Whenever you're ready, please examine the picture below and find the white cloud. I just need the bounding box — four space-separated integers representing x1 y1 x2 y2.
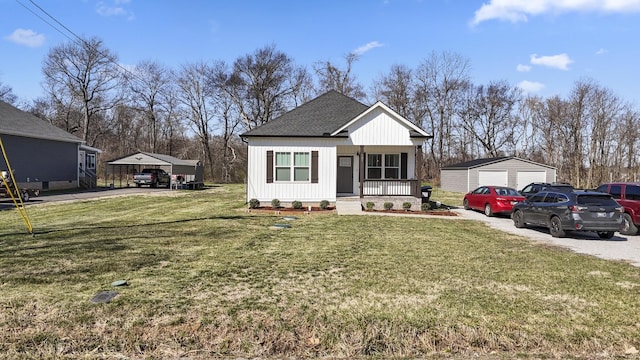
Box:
96 0 135 20
516 64 531 72
4 28 45 47
530 53 573 70
353 41 384 56
471 0 640 26
596 48 608 55
518 80 545 93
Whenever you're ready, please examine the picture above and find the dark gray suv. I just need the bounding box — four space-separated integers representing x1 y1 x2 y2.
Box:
511 190 623 238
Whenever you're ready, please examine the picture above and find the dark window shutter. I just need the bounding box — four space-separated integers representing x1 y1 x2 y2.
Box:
400 153 408 179
311 151 318 183
266 150 273 183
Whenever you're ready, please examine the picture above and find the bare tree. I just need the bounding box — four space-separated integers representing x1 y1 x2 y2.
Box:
372 64 416 120
460 80 522 157
584 83 623 187
616 108 640 181
414 51 472 178
0 80 17 105
175 62 216 179
314 52 366 101
207 61 243 183
227 45 307 130
126 60 174 153
41 36 123 146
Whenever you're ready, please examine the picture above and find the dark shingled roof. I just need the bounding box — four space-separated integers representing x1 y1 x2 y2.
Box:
441 157 511 170
241 90 369 137
0 100 83 143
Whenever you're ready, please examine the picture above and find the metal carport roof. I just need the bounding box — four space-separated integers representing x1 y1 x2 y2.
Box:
106 152 203 187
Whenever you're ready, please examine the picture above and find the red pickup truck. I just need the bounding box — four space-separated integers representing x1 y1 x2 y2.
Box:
133 168 171 188
596 183 640 235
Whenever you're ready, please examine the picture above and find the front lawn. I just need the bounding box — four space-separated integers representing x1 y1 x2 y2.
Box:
0 184 639 359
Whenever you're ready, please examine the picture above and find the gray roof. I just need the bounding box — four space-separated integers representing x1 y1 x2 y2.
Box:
0 100 83 144
107 152 199 166
240 90 369 137
442 156 556 170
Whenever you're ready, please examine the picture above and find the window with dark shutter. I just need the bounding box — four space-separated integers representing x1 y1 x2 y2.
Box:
266 150 273 183
311 151 318 183
401 152 407 179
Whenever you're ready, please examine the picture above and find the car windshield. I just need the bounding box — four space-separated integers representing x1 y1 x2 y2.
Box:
576 194 618 207
495 188 520 196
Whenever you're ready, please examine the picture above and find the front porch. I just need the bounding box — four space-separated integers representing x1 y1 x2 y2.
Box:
336 193 423 212
362 179 422 197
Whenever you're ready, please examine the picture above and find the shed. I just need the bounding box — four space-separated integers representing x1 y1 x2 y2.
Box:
106 152 203 188
440 157 557 193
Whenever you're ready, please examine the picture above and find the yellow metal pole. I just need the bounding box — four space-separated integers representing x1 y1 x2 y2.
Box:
0 136 33 234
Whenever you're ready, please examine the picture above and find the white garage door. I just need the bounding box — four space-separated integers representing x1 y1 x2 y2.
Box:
517 171 546 191
478 170 508 187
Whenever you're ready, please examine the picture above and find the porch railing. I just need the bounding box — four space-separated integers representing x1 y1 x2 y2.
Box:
362 179 421 197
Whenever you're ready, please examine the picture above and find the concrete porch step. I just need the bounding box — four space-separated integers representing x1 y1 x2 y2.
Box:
335 199 363 215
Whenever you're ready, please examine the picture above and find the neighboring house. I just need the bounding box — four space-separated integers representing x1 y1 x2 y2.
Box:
0 100 100 190
440 157 557 193
240 90 432 206
106 152 204 188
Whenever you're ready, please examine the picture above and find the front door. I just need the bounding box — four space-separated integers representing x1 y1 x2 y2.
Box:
337 156 353 193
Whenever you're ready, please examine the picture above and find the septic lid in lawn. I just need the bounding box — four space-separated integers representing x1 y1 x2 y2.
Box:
91 291 118 303
270 223 292 230
282 216 298 221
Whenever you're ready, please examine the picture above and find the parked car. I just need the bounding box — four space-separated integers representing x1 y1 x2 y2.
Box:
519 182 574 199
463 186 525 217
511 189 623 239
133 168 171 188
595 182 640 235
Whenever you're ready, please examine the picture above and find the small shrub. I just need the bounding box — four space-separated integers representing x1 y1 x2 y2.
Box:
402 202 412 210
248 198 260 209
319 200 330 210
271 199 281 208
421 202 430 212
366 202 375 211
383 202 394 210
292 200 303 209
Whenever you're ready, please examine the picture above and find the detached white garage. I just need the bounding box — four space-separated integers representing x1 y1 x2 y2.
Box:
440 157 556 193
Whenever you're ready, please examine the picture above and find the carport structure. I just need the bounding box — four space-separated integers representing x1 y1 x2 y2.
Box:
106 152 204 188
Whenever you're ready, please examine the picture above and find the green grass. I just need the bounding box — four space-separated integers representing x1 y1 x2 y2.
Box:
1 184 639 359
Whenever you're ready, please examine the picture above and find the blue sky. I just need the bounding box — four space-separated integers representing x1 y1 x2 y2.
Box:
2 0 640 106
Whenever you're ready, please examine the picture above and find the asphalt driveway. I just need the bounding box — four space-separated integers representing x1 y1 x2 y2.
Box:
454 208 640 267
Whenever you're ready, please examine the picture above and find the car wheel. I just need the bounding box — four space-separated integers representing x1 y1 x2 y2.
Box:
549 216 565 238
513 210 525 228
620 213 638 236
484 203 493 217
463 199 470 210
21 191 29 202
597 231 615 239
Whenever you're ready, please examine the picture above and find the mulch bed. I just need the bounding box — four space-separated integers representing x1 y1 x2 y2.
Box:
247 206 456 216
247 206 335 215
366 209 458 216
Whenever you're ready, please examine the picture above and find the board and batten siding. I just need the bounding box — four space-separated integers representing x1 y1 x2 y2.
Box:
347 108 421 146
246 138 339 203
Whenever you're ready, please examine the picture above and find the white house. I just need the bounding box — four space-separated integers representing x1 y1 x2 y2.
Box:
240 91 432 206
